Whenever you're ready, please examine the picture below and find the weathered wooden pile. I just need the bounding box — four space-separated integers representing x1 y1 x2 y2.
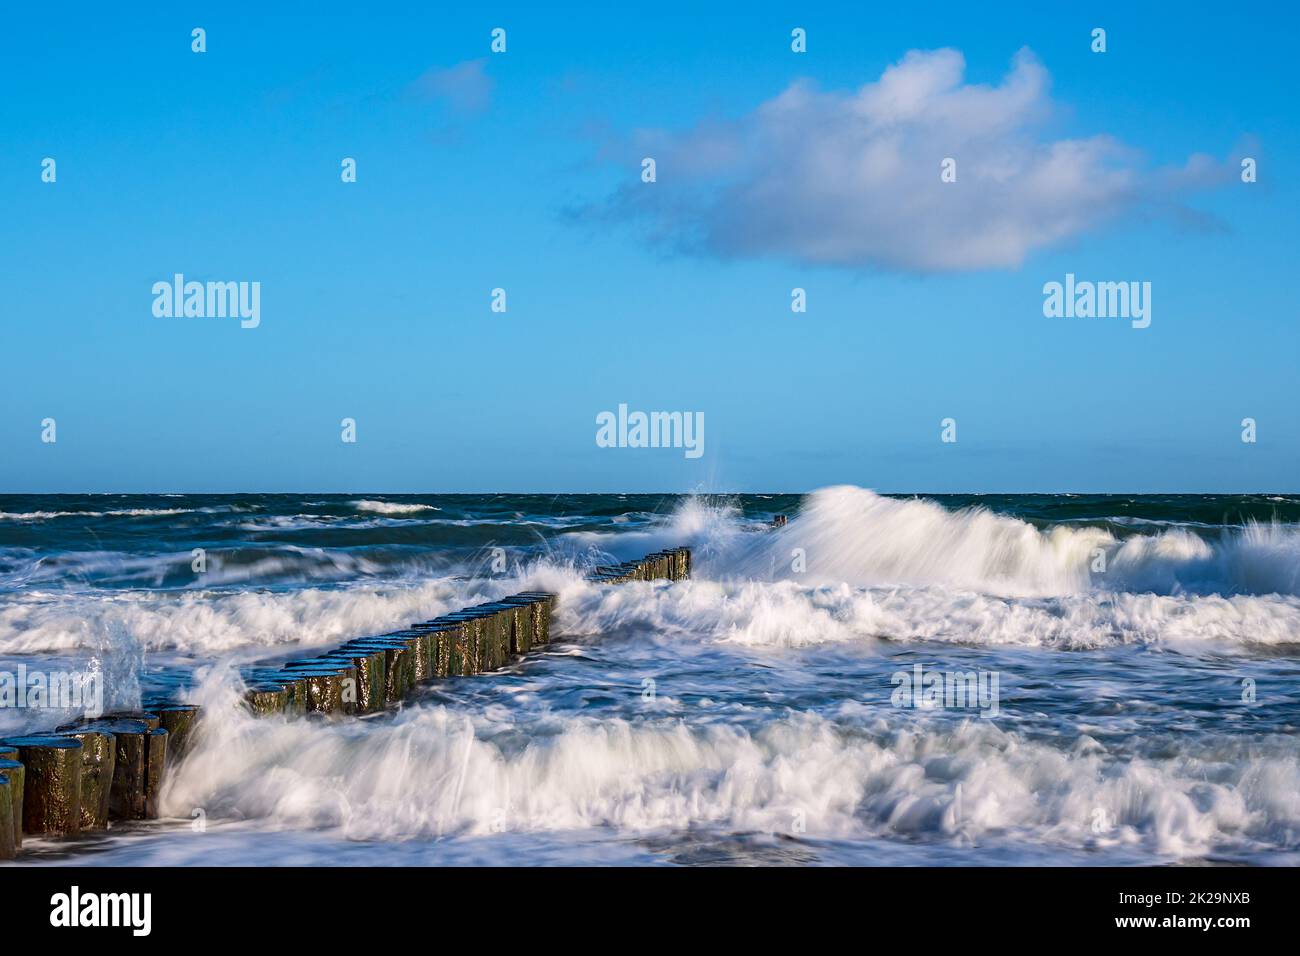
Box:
0 704 199 858
0 547 691 859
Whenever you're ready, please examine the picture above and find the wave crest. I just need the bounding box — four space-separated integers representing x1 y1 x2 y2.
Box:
712 486 1300 599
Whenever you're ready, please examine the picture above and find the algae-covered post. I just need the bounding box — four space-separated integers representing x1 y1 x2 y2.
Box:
470 606 511 671
341 638 415 704
0 774 14 860
59 728 116 830
387 629 434 681
156 705 201 759
144 727 169 818
91 717 154 821
497 598 533 654
318 648 387 714
410 622 458 678
514 592 556 645
1 736 83 836
0 758 23 850
244 683 291 716
282 663 355 715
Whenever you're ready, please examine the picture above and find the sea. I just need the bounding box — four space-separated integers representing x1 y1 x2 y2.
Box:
1 486 1297 866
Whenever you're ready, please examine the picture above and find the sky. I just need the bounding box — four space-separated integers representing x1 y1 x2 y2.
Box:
1 2 1296 493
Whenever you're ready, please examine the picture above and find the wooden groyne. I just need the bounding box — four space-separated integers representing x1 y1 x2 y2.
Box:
242 546 690 717
0 547 690 859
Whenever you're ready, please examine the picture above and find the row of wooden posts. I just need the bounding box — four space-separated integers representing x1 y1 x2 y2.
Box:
0 705 199 859
0 546 691 860
243 546 690 716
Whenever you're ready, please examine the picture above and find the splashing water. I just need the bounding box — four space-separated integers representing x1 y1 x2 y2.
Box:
3 488 1298 865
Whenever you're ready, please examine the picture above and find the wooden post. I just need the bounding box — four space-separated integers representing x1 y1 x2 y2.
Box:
104 711 161 731
343 639 415 704
441 612 484 672
283 660 345 714
493 604 516 664
156 705 200 760
386 629 433 682
87 718 152 821
242 670 309 716
0 736 82 836
377 638 418 701
0 758 23 851
318 648 386 713
411 623 459 678
500 594 553 653
0 774 14 860
428 619 473 677
279 676 308 715
527 595 549 648
455 617 481 675
281 663 355 715
508 601 533 655
437 615 481 675
244 682 292 716
466 606 509 670
468 610 499 671
144 727 169 818
59 729 116 830
496 598 534 654
515 592 555 645
423 613 481 675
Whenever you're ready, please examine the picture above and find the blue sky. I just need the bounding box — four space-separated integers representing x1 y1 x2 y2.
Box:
2 2 1296 493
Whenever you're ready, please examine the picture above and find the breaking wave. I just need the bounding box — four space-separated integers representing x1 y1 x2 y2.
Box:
159 674 1300 863
353 500 441 515
712 485 1300 599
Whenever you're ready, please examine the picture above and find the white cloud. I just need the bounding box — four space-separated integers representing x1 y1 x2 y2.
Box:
584 48 1233 273
409 58 493 113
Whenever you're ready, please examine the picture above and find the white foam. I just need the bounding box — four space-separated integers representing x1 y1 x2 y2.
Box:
712 486 1300 599
0 511 85 521
555 575 1300 650
548 488 1300 649
161 674 1300 861
0 578 473 656
353 500 441 515
0 508 196 521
